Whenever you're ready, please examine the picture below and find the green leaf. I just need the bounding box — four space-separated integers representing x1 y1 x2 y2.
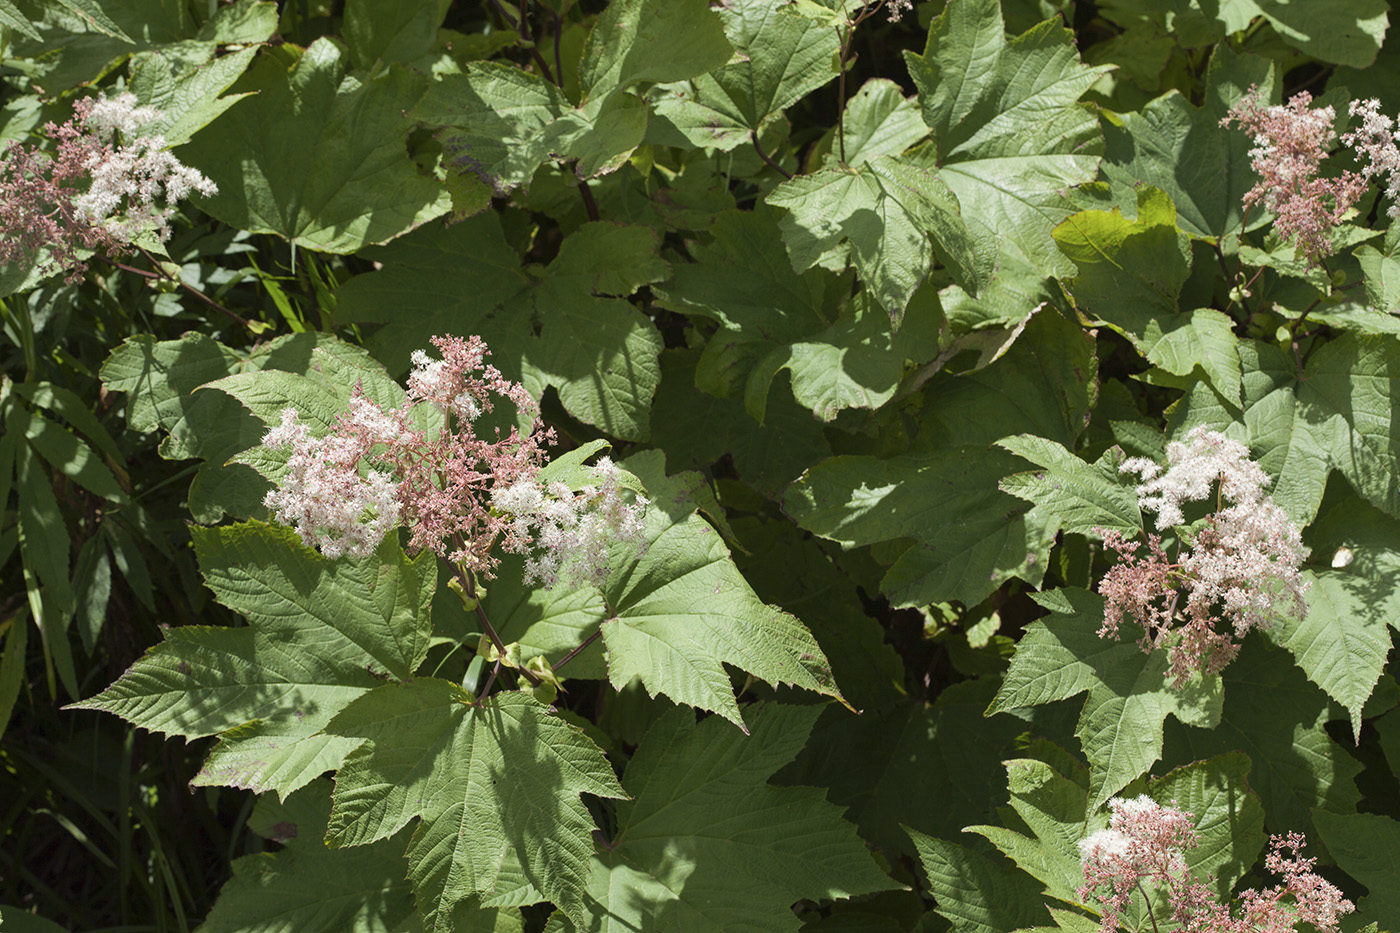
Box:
0 607 27 739
1149 753 1265 898
552 704 895 932
766 156 994 323
1313 811 1400 930
1163 639 1361 841
904 0 1110 279
785 681 1024 858
0 0 42 40
996 436 1143 537
651 349 832 499
322 684 625 928
965 758 1098 905
527 223 667 440
483 552 608 680
907 829 1052 933
990 588 1223 807
1053 185 1193 348
332 213 531 374
343 0 451 69
913 306 1098 452
599 499 842 725
1139 309 1243 407
649 0 839 150
577 0 731 95
182 39 450 253
1097 45 1274 239
784 446 1056 609
200 780 429 933
23 413 125 502
421 0 728 195
655 208 942 421
129 47 262 147
1267 570 1394 740
70 522 434 799
824 78 930 168
1229 0 1388 67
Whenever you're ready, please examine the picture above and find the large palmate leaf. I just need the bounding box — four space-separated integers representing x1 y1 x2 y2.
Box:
1217 0 1389 68
332 213 532 374
766 155 994 323
201 780 522 933
653 208 941 421
1173 337 1400 525
786 445 1057 609
785 680 1024 857
415 0 730 197
990 589 1224 808
904 0 1111 279
599 488 842 726
525 222 667 440
323 684 625 929
1313 811 1400 930
996 436 1143 537
1097 46 1274 239
182 38 450 253
1271 494 1400 736
1053 186 1194 350
1163 639 1361 841
649 0 840 150
968 753 1263 921
907 831 1051 933
70 522 434 800
128 46 262 147
548 704 894 932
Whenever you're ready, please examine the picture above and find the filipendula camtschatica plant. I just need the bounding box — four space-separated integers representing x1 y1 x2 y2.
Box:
260 334 648 696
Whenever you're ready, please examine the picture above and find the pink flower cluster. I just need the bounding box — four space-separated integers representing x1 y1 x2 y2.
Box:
263 336 648 585
1099 429 1309 685
0 93 216 281
1080 797 1352 933
1222 88 1366 263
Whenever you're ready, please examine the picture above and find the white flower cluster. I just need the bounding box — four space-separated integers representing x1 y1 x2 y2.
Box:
72 92 217 243
1122 429 1272 530
1345 98 1400 219
492 457 649 588
1121 427 1309 636
261 409 401 559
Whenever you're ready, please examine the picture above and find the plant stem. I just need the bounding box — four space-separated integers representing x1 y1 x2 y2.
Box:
751 131 793 180
463 573 541 686
836 20 850 163
1136 881 1162 933
553 628 602 671
123 248 252 328
479 658 503 700
577 178 600 222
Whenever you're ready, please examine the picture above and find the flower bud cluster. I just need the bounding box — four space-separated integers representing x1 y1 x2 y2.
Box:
1080 797 1352 933
1099 428 1309 685
262 336 647 586
0 93 216 281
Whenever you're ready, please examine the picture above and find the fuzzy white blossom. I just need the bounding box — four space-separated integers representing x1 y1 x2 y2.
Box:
262 409 402 559
492 456 649 588
1122 429 1272 530
1344 98 1400 219
69 93 218 243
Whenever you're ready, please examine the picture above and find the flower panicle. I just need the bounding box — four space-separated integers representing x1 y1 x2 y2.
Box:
1097 428 1309 685
1079 797 1352 933
261 337 648 588
0 92 216 281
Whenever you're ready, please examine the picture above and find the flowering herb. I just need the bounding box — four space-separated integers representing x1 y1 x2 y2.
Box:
262 334 648 584
1098 429 1310 685
1080 796 1352 933
0 93 216 281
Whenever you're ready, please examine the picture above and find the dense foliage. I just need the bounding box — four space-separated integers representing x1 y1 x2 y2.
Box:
4 0 1400 931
